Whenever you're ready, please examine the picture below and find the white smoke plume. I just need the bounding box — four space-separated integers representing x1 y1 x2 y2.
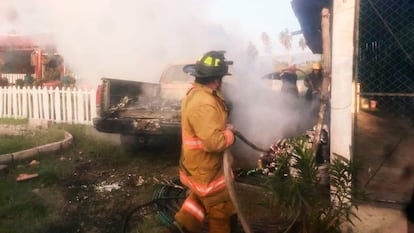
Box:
0 0 313 163
1 0 250 84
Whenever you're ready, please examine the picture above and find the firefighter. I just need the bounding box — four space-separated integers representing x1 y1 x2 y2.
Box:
304 62 323 101
280 64 299 98
169 51 236 233
303 63 324 122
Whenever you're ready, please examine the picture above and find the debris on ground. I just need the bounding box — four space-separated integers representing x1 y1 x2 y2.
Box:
136 176 144 186
94 181 121 192
16 173 39 181
29 159 40 166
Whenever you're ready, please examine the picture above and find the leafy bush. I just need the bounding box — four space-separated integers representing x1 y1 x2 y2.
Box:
0 77 9 87
262 137 366 233
15 79 24 87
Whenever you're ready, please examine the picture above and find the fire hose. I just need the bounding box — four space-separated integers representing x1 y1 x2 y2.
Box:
224 149 251 233
122 131 268 233
223 130 270 233
233 130 268 153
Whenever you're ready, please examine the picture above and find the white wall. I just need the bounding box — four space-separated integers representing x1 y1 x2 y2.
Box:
331 0 356 161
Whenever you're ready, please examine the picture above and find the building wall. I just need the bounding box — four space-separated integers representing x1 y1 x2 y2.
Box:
330 0 356 161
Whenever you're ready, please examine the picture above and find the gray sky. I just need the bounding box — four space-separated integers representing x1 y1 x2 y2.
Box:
0 0 315 155
0 0 304 86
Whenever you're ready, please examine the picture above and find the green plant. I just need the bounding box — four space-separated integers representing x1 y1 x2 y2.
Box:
0 77 9 87
0 127 65 154
263 137 365 233
56 124 128 161
0 155 68 233
0 124 126 233
15 79 24 87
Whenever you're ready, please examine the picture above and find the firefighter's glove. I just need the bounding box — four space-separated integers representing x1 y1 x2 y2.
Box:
226 124 236 132
224 124 236 147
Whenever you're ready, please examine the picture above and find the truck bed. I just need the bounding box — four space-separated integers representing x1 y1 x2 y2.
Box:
93 77 184 136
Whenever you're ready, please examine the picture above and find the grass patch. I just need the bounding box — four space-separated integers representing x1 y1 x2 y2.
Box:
0 118 28 125
0 127 65 154
0 124 96 233
0 123 178 233
0 154 71 233
56 123 128 161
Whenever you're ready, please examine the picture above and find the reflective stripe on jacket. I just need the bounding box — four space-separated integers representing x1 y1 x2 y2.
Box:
180 170 226 197
181 197 206 222
180 83 234 191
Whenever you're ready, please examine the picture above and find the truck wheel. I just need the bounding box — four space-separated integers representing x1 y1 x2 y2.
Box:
120 134 148 151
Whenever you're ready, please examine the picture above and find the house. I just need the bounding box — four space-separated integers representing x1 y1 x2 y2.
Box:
0 33 65 86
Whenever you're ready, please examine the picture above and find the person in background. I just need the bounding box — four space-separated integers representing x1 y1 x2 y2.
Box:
304 63 323 101
168 51 237 233
304 63 324 119
280 64 299 98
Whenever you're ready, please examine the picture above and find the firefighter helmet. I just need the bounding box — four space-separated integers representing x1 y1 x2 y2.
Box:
183 50 233 78
312 63 321 70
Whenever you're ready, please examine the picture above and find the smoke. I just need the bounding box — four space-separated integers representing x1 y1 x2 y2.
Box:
225 56 309 164
0 0 250 85
1 0 312 162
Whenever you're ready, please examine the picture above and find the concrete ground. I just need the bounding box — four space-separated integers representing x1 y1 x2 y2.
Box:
349 203 411 233
350 110 414 233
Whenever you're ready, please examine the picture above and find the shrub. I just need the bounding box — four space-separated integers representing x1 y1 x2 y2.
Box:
15 79 24 87
0 77 9 87
261 137 366 233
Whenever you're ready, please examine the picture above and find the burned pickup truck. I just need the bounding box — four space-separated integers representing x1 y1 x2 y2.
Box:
93 64 193 150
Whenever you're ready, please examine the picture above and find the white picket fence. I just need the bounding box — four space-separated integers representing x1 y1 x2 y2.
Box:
0 86 96 125
1 73 26 84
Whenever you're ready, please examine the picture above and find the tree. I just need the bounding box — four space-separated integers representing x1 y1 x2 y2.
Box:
279 28 293 63
261 32 272 54
246 41 258 61
299 37 307 51
279 28 292 51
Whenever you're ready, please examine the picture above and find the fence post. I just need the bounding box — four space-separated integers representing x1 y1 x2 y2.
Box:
16 86 22 118
90 88 97 124
21 87 27 118
54 87 62 123
33 87 40 119
62 87 67 122
0 85 94 124
0 87 3 117
7 87 12 118
43 86 50 120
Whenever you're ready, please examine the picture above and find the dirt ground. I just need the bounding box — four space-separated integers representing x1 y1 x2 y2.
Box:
81 112 414 233
42 129 183 233
3 114 412 233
